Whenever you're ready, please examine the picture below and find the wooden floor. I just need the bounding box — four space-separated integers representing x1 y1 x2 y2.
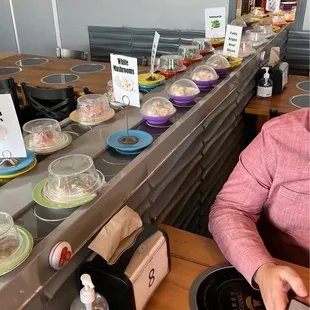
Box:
146 225 310 310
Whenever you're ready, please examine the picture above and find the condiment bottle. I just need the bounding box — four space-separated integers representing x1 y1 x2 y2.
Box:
70 274 109 310
257 67 273 98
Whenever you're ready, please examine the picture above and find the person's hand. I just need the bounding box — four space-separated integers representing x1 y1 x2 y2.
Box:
255 263 308 310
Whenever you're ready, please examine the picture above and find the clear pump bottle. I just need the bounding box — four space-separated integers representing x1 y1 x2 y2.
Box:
257 67 273 98
70 274 109 310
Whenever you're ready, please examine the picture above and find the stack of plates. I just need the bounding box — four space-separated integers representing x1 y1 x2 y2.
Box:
106 130 153 155
138 73 165 92
0 150 37 179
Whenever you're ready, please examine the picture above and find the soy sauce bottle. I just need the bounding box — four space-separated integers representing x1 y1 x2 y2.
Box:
257 67 273 98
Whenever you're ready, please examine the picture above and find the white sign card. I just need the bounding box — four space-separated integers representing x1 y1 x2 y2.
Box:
151 31 160 74
223 25 243 58
266 0 281 12
110 54 140 108
0 94 26 158
205 7 226 38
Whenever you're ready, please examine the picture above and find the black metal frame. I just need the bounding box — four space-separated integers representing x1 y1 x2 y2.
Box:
21 82 76 121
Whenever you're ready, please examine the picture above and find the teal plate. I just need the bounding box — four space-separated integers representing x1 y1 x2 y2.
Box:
33 178 97 209
0 226 33 276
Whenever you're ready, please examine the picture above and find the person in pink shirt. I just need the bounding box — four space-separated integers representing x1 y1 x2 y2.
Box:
209 108 309 310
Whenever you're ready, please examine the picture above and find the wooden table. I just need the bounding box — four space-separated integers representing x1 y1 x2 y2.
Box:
0 52 16 60
0 54 114 96
245 75 310 117
146 225 310 310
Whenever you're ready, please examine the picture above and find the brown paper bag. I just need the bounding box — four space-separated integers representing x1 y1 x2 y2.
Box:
89 206 142 263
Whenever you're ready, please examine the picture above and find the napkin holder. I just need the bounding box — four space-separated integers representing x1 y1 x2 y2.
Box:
81 224 170 310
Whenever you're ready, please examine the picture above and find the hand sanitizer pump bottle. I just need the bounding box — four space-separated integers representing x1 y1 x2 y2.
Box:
70 274 109 310
257 67 273 98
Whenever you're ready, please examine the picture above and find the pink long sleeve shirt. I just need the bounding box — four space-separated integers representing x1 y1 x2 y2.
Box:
209 108 310 284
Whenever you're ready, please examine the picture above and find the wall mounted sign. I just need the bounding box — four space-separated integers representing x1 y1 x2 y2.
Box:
205 7 226 38
223 25 243 58
110 54 140 108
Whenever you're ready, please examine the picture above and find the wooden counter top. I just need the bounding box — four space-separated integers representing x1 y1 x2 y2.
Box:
0 54 149 96
245 75 310 116
146 225 310 310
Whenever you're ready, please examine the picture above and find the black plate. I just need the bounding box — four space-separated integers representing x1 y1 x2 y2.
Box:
190 264 265 310
70 64 105 73
296 81 310 92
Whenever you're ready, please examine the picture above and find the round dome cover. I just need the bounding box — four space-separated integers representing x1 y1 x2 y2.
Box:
190 65 218 81
192 38 213 52
240 14 252 23
158 55 183 72
77 94 110 121
23 118 63 149
178 45 200 60
44 154 103 202
206 55 230 69
141 97 175 117
254 23 273 35
230 19 247 27
168 79 200 97
246 30 265 42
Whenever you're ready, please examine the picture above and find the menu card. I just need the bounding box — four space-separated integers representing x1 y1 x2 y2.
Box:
110 54 140 108
205 7 226 38
266 0 281 12
151 31 160 74
0 94 26 158
223 25 243 58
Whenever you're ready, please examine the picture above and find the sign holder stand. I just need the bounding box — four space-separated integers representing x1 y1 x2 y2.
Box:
118 95 139 145
0 150 20 168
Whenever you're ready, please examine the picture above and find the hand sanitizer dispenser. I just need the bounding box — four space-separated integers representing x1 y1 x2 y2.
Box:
70 274 109 310
257 67 273 98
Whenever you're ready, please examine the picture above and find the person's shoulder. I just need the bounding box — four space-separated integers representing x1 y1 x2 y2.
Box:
262 108 310 134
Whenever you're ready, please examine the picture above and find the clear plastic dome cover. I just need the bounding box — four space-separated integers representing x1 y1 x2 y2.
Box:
230 19 247 27
246 30 266 42
76 94 110 121
192 38 213 52
250 7 264 16
254 23 273 35
178 45 200 60
272 15 286 24
158 55 183 72
240 14 252 22
240 39 254 53
168 79 200 96
44 154 104 202
23 119 63 149
141 97 175 117
206 55 230 69
190 65 218 81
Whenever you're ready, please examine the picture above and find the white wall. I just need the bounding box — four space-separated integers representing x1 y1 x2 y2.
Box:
303 0 310 31
56 0 230 51
0 0 17 53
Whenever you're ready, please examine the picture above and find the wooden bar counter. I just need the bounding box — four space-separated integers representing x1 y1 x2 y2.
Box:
245 75 309 117
146 225 310 310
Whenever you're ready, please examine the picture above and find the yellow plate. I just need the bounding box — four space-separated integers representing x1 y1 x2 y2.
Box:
69 108 115 125
138 73 165 86
273 26 281 32
224 56 243 67
0 159 37 179
251 18 261 23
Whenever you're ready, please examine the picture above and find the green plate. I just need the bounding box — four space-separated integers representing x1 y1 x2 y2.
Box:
32 178 97 209
0 226 33 276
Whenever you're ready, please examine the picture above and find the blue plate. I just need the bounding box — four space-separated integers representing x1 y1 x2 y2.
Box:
107 130 153 152
0 150 35 176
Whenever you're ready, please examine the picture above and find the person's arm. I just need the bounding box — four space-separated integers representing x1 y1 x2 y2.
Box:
209 125 277 284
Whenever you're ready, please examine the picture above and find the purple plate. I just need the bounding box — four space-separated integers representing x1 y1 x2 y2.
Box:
192 78 218 90
140 111 176 125
215 67 230 75
168 92 200 104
